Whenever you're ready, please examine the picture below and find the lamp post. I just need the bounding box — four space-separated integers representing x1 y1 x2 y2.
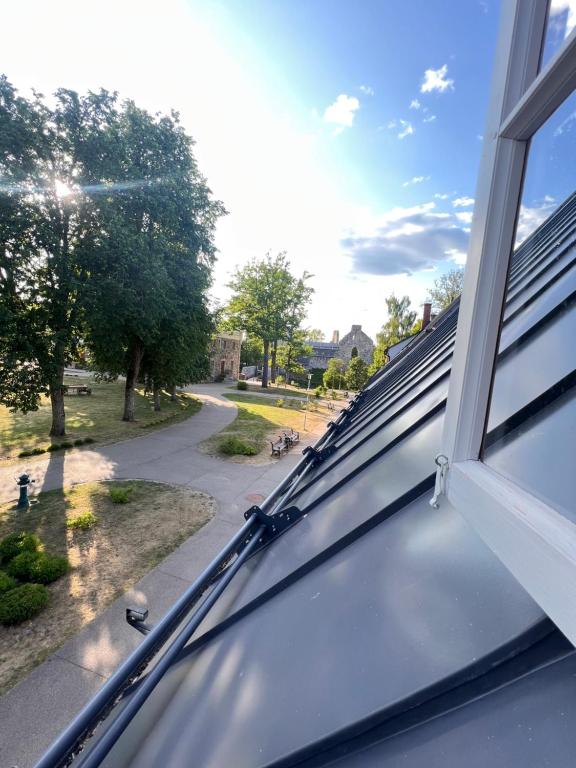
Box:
303 373 312 431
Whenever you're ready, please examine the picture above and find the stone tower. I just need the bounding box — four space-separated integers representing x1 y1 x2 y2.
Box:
338 324 374 364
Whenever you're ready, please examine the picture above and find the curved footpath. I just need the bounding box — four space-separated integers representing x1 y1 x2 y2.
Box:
0 384 321 768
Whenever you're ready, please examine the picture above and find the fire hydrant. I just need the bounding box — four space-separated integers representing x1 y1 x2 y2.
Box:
16 473 34 510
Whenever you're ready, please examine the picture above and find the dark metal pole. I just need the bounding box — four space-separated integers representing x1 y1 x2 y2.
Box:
34 515 258 768
75 524 267 768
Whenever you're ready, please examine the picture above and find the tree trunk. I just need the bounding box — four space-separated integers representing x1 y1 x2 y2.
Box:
49 369 66 437
170 384 177 402
271 340 277 384
262 339 269 388
153 383 161 412
123 339 144 422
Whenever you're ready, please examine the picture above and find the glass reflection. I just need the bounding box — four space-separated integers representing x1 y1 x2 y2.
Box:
541 0 576 69
484 87 576 518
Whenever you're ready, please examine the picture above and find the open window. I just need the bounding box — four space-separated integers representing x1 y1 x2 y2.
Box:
440 0 576 645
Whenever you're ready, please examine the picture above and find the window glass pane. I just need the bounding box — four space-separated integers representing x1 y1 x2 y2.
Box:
541 1 576 68
484 88 576 517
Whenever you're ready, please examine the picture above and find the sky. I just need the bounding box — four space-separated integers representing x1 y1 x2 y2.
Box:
2 0 575 341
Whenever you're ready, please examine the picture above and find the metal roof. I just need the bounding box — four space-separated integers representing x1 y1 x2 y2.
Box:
38 192 576 768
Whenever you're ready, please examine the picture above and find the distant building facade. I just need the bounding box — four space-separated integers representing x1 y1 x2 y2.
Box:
209 332 242 380
300 325 375 370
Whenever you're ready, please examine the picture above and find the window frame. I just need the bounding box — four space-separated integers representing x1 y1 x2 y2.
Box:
441 0 576 645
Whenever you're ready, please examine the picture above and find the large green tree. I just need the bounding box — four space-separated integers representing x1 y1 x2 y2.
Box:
323 358 346 389
368 295 420 376
224 252 313 388
0 78 117 435
83 100 224 421
276 329 311 383
427 267 464 311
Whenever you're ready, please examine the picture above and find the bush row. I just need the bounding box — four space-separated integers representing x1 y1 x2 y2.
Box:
18 436 96 458
0 531 70 625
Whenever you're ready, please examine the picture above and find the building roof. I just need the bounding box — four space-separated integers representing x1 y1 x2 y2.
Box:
43 195 576 768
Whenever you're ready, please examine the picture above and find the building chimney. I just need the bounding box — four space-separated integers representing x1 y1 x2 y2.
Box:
422 302 432 329
332 330 340 343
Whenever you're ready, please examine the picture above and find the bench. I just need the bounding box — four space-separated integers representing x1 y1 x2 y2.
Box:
282 429 300 447
65 385 92 396
270 437 288 457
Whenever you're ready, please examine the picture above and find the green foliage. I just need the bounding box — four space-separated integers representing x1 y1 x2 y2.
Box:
329 389 338 399
276 330 311 382
18 446 46 457
223 253 313 388
0 571 17 595
0 584 49 625
6 551 41 580
236 381 248 391
109 485 134 504
66 512 98 531
46 443 62 452
60 441 74 449
83 437 96 444
305 328 325 341
0 532 41 563
29 554 70 584
275 398 285 408
369 295 421 375
427 268 464 311
218 436 259 456
323 358 346 389
314 386 326 399
239 335 264 368
345 356 369 391
350 346 358 358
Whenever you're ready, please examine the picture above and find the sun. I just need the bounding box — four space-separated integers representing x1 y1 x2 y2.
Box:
54 179 73 198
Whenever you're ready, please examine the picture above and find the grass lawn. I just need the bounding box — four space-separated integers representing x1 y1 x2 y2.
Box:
0 480 215 694
0 376 201 463
199 393 333 461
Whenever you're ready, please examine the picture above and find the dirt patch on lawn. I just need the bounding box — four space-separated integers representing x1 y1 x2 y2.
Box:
0 480 215 694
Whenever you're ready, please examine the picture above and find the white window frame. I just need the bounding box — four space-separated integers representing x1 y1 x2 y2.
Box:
441 0 576 645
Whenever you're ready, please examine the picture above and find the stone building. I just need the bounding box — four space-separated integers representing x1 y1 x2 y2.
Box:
337 324 375 364
299 325 375 370
209 331 242 380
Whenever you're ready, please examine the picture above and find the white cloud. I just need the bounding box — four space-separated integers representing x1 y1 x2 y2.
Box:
423 114 436 123
452 196 475 207
455 211 473 225
323 94 360 130
359 84 374 96
515 199 556 246
445 248 467 265
409 99 421 110
402 175 430 187
477 134 484 141
341 201 470 276
397 119 414 139
553 110 576 136
434 193 449 200
420 64 454 94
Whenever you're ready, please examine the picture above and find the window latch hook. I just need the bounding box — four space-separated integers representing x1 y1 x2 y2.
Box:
430 454 449 509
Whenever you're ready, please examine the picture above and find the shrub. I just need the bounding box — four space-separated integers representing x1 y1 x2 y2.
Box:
7 551 70 584
236 380 248 391
18 446 47 457
109 485 134 504
330 390 338 400
46 443 62 452
30 554 70 584
214 373 225 382
83 437 96 444
0 571 17 595
218 436 259 456
275 398 285 408
276 375 285 386
73 438 85 446
0 532 41 563
66 512 98 531
0 584 49 625
17 450 32 458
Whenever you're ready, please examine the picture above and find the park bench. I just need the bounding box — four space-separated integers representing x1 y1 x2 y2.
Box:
270 437 288 457
282 428 300 447
65 385 92 396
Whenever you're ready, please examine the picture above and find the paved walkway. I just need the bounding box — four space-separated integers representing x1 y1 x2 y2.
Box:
0 384 321 768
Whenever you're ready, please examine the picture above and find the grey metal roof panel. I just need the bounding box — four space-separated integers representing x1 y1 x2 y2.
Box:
114 494 545 768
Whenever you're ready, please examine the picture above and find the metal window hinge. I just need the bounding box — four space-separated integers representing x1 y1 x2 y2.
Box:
429 454 449 509
126 608 154 635
302 444 337 465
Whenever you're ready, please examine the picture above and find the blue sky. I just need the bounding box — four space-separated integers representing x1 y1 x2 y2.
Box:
3 1 574 339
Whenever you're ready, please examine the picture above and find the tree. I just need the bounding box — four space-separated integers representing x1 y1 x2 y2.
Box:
345 356 369 391
350 346 358 358
368 295 420 376
306 328 325 341
0 79 118 435
83 100 224 421
224 253 313 388
239 335 263 368
276 330 311 383
427 268 464 311
323 358 346 389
